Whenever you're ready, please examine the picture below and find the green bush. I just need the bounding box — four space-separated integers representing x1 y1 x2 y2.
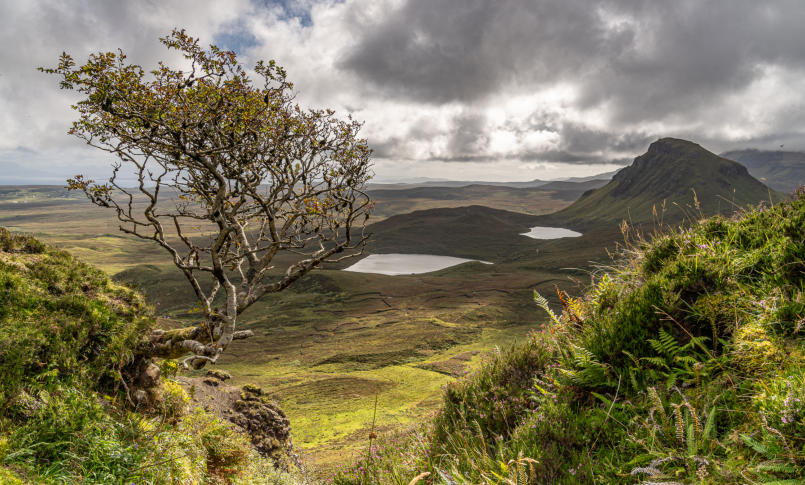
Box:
3 386 141 483
1 229 306 484
432 337 551 449
0 230 151 405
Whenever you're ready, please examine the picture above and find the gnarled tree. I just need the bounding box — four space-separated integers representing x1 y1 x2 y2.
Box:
43 30 372 370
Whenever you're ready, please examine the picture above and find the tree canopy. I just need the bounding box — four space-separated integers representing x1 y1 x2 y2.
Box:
42 29 373 369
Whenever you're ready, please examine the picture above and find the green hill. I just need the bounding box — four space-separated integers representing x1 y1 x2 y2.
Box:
367 205 543 262
365 138 780 266
721 149 805 193
332 189 805 484
0 228 302 484
557 138 779 227
369 180 606 204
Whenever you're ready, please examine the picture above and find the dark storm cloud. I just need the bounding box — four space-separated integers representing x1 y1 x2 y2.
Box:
340 0 626 103
341 0 805 122
585 1 805 123
558 123 654 157
4 0 804 182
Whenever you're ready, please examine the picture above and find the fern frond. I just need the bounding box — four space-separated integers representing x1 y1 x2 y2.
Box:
687 421 697 455
628 367 640 390
702 407 717 443
741 434 771 458
533 382 552 396
658 329 681 356
648 387 669 431
648 338 664 354
684 402 700 438
630 466 662 476
592 273 613 300
623 350 641 366
533 290 561 325
517 459 526 485
674 355 699 365
571 344 598 364
641 356 671 369
682 335 710 351
756 462 797 474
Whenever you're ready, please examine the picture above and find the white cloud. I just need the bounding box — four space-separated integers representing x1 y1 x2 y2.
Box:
2 0 805 184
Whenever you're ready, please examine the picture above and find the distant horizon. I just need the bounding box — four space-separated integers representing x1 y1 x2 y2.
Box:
369 168 620 185
2 142 798 187
0 170 614 187
0 164 622 186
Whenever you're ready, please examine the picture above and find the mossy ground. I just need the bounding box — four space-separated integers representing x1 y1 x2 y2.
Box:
0 228 307 483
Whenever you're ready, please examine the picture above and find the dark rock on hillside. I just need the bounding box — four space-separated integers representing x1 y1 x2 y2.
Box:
231 385 298 470
179 375 300 470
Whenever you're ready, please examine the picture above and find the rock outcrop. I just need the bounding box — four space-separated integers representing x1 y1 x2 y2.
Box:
230 384 298 470
178 372 300 470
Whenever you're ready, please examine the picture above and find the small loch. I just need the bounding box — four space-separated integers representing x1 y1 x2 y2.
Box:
344 253 491 275
521 226 582 239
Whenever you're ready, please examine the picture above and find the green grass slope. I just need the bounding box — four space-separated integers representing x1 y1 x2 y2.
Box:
332 189 805 484
557 138 780 228
0 228 304 484
370 181 606 205
366 181 608 221
366 205 544 262
721 149 805 194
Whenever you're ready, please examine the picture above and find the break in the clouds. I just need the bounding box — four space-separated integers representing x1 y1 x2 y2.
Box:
2 0 805 184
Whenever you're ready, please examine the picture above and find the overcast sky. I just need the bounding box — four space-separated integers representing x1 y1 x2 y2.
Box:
2 0 805 184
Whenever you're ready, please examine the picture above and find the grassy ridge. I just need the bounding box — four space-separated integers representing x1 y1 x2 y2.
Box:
0 227 151 405
367 181 605 220
332 189 805 484
366 205 544 262
0 228 305 484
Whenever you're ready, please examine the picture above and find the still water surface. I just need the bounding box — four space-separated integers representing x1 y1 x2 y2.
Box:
344 253 490 275
521 226 582 239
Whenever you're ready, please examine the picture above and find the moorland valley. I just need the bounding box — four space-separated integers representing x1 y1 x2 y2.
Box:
1 138 794 480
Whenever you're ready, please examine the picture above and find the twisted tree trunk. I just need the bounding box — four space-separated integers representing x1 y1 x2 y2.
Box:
146 325 254 364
